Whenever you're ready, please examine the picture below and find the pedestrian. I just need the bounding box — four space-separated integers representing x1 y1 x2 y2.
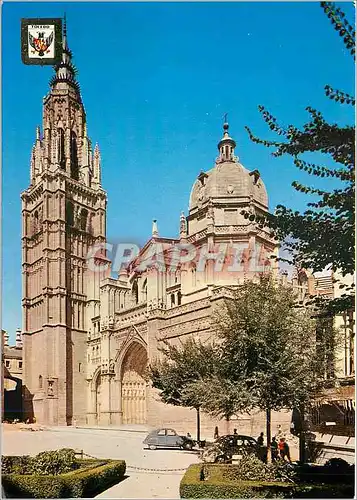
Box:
257 432 264 446
278 437 291 463
283 440 291 463
187 432 191 438
271 437 279 462
232 428 239 446
214 426 219 440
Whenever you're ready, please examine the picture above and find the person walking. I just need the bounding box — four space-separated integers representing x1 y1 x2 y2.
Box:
278 437 291 463
214 426 219 440
283 440 291 463
271 437 279 462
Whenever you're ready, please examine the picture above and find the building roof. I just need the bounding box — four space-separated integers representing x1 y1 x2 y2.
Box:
3 346 22 360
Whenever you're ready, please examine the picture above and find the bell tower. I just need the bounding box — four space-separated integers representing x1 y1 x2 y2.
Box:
22 21 107 425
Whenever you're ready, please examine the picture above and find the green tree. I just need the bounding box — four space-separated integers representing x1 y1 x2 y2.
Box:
148 337 217 442
184 277 324 459
245 2 355 313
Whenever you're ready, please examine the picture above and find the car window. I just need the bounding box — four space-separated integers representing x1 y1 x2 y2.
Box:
157 429 166 436
166 429 176 436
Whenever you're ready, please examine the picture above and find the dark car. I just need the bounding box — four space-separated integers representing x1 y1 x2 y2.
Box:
143 428 196 450
201 434 267 463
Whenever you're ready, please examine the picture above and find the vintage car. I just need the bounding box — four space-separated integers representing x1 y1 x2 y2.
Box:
143 428 196 450
201 434 268 463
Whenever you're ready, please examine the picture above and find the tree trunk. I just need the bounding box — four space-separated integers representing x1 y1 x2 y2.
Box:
196 407 201 443
299 405 305 464
266 408 271 463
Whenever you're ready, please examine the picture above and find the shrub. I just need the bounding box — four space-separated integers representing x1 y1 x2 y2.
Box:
2 449 78 476
30 449 78 475
1 456 33 475
221 455 296 483
2 459 126 498
324 458 352 472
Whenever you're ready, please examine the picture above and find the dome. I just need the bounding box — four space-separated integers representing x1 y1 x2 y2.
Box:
189 159 268 210
189 121 268 211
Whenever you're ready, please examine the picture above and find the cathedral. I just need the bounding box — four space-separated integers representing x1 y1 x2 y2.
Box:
22 25 353 436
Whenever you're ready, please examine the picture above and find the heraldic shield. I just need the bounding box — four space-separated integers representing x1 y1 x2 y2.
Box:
21 18 62 65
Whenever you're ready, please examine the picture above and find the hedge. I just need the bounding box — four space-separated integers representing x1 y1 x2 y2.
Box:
180 464 292 499
2 459 126 498
180 464 354 499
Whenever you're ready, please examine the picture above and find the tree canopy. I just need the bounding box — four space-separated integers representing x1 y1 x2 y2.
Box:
184 277 322 421
245 2 355 313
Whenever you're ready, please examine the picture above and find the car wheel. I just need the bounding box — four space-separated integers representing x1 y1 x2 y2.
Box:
184 441 193 450
149 445 157 450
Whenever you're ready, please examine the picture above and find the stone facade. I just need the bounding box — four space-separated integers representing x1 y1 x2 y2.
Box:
22 27 108 426
22 24 354 436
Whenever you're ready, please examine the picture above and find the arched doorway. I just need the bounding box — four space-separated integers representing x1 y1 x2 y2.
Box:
95 372 101 424
121 342 148 424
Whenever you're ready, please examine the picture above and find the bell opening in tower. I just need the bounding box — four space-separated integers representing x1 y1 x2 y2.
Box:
70 131 79 180
58 128 65 169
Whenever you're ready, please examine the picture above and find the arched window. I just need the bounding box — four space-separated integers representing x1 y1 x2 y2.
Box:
58 128 65 169
191 265 196 287
80 209 88 231
177 291 182 306
70 131 79 180
33 211 39 233
39 375 43 389
132 280 139 304
142 278 147 302
171 293 175 307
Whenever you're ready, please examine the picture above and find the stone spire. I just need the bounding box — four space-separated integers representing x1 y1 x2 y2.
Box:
152 219 159 238
217 116 237 163
3 330 9 347
49 17 80 93
179 211 187 238
16 328 23 349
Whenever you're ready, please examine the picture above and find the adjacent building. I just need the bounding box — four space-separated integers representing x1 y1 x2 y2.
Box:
2 329 23 420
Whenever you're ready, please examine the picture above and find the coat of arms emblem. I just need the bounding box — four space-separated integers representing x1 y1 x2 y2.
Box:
28 29 54 57
21 18 62 65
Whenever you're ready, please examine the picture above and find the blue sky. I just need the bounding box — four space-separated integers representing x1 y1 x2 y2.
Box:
2 1 355 342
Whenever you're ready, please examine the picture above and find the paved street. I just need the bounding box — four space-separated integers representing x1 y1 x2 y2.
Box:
2 426 200 498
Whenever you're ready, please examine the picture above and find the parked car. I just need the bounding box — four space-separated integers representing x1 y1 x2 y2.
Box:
143 428 196 450
201 434 268 463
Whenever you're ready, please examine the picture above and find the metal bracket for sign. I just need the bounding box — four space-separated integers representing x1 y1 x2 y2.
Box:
21 18 63 66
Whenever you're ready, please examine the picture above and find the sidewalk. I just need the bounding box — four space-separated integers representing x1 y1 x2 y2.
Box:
77 424 151 433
